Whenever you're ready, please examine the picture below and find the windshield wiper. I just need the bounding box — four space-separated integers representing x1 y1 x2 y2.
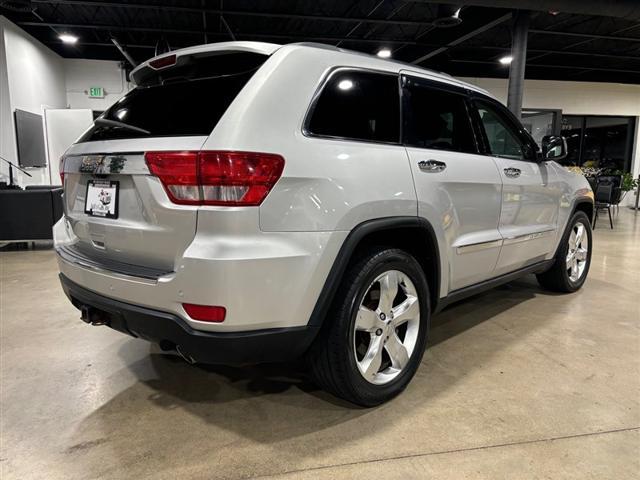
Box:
95 118 150 135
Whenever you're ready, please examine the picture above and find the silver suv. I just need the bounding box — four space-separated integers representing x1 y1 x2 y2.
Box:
56 42 594 406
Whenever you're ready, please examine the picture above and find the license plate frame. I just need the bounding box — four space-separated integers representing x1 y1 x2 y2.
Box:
84 180 119 219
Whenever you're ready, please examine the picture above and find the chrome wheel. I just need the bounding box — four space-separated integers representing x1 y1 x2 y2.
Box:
353 270 421 385
566 221 589 282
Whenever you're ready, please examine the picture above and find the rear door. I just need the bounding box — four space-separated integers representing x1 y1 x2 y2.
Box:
61 51 269 273
470 96 560 275
401 74 503 291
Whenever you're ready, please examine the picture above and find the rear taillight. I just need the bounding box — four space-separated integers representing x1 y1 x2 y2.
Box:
59 156 65 185
145 151 284 206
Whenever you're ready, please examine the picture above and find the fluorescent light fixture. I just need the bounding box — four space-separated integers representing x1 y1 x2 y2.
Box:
377 48 392 59
499 55 513 65
338 79 354 91
59 33 78 44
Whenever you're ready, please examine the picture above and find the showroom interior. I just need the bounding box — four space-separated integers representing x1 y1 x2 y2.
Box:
0 0 639 479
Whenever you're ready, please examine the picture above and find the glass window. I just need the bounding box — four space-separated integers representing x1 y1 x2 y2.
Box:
521 110 557 146
78 53 267 142
560 115 584 166
476 100 527 160
306 70 400 143
402 81 476 153
559 115 635 173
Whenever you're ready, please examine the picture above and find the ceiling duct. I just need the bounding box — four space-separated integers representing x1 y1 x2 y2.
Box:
0 0 32 12
433 5 462 28
155 36 171 57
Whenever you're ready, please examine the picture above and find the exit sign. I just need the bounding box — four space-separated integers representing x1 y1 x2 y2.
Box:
88 87 104 98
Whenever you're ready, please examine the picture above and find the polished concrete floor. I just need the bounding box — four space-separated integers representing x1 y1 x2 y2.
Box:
1 209 639 480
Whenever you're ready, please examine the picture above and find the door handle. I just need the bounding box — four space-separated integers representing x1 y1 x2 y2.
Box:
504 167 521 178
418 159 446 173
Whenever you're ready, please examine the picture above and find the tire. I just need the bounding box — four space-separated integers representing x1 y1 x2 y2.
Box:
536 211 592 293
308 247 430 407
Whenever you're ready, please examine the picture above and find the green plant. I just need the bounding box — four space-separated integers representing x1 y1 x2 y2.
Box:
613 170 639 192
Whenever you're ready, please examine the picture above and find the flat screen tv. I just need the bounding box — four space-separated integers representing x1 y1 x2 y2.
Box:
14 109 46 168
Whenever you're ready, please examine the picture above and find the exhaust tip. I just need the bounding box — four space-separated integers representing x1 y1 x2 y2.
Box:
175 345 197 364
79 305 108 326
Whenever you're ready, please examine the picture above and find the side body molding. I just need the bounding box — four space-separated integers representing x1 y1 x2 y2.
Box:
307 216 441 327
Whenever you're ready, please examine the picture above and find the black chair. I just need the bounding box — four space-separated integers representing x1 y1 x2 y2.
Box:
596 175 623 213
586 176 598 192
593 183 614 229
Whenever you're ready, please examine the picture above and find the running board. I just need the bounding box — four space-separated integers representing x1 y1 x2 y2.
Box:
435 259 554 313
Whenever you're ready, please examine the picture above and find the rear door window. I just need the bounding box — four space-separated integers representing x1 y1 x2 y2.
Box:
78 52 267 142
306 70 400 144
402 77 477 153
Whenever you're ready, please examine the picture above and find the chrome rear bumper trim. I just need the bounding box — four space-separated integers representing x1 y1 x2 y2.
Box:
56 245 172 280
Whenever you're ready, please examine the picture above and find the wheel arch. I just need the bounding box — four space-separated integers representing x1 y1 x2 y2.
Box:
307 217 441 328
572 198 594 225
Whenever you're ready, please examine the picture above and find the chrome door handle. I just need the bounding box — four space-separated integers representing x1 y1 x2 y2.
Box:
418 159 446 172
504 167 521 178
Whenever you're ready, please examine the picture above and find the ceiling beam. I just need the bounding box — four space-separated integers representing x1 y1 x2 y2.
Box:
30 0 433 27
425 0 640 21
110 37 137 67
45 39 640 63
452 59 640 75
412 13 512 64
16 21 444 46
529 29 640 43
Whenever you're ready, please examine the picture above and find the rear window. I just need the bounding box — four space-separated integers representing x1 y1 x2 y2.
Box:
78 52 266 143
306 70 400 144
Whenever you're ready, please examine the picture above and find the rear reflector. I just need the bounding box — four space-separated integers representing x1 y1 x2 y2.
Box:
183 304 226 322
145 151 284 206
149 54 177 69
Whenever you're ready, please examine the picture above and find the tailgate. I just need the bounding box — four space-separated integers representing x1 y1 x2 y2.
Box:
62 138 206 273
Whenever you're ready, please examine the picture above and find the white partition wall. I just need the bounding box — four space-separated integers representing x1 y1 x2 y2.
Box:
44 109 93 185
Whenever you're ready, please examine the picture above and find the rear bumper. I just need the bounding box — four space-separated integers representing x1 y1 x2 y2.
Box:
54 216 347 332
60 274 318 365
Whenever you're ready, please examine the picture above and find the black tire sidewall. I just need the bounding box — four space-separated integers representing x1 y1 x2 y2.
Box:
338 249 430 404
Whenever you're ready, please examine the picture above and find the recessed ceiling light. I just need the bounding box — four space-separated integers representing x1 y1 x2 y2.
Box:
377 48 392 59
59 33 78 44
499 55 513 65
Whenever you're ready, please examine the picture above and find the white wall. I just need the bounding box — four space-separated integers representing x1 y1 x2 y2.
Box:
460 77 640 185
64 58 129 111
0 16 66 185
0 17 129 186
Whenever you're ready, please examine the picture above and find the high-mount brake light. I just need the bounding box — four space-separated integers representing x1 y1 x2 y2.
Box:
145 151 284 206
149 54 177 69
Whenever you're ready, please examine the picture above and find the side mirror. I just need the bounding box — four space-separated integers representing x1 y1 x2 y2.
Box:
541 135 567 161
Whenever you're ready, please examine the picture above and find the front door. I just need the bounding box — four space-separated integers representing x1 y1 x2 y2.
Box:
472 98 561 275
401 73 503 292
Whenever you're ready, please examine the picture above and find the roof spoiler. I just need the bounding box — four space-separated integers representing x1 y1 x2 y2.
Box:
130 41 280 86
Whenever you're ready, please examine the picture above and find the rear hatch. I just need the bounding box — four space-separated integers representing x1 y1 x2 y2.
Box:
61 46 275 273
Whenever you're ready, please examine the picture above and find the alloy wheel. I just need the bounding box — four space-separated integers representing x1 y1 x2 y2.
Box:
353 270 421 385
566 221 589 282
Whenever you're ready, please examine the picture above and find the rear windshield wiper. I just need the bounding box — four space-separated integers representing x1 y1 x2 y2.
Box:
94 117 150 135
